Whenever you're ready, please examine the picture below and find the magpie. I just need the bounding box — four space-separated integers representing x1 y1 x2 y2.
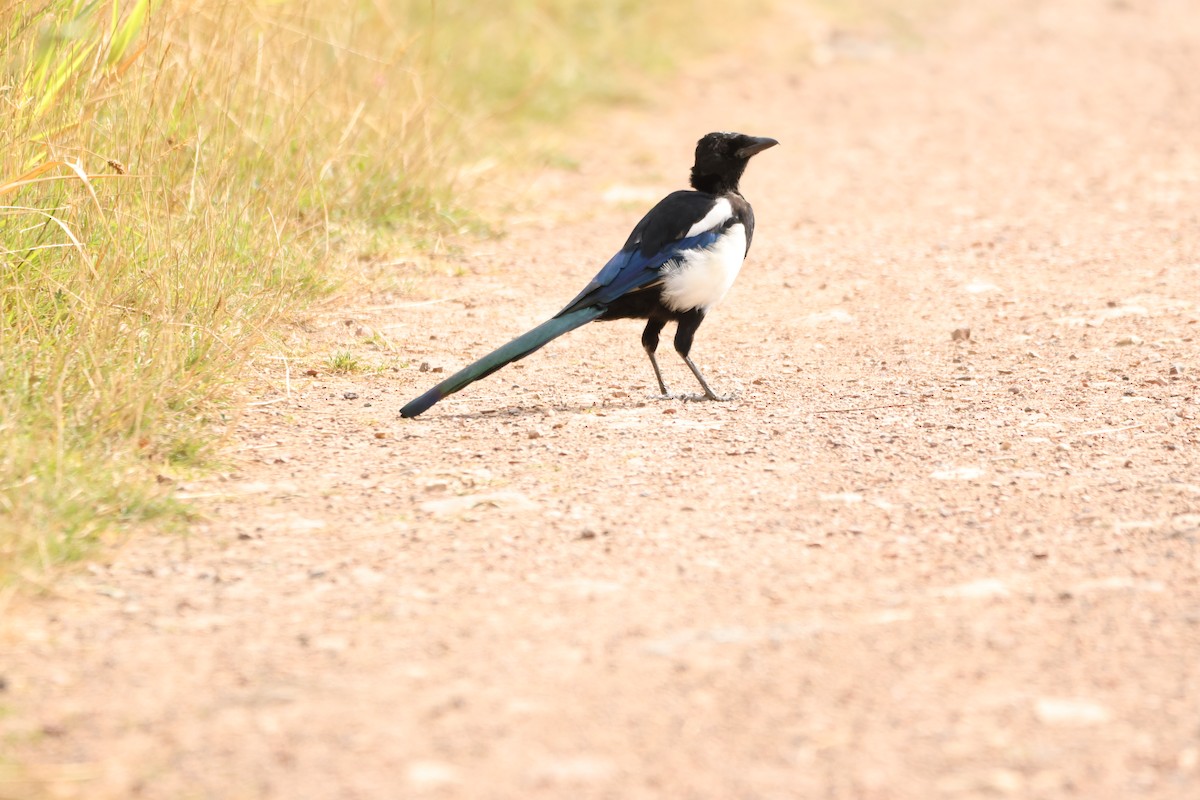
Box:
400 131 777 418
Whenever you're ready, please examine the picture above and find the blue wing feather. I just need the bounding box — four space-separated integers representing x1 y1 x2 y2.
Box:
557 189 728 317
557 230 722 316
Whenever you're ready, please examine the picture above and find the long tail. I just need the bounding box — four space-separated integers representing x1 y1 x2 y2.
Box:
400 306 605 417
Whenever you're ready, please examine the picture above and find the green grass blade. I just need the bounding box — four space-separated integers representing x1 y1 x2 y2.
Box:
106 0 153 67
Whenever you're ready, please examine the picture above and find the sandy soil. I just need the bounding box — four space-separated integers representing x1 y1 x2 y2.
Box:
4 0 1199 797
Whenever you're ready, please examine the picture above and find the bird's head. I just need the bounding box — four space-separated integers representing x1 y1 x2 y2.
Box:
690 131 778 194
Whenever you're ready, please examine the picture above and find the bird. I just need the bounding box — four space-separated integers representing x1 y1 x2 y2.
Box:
400 131 777 419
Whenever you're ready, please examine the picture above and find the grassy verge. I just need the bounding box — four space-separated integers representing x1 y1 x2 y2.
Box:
0 0 759 584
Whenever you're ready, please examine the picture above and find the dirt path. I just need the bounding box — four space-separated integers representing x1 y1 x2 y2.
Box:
4 0 1200 797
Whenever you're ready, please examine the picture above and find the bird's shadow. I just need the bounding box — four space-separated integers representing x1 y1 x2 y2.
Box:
406 393 736 422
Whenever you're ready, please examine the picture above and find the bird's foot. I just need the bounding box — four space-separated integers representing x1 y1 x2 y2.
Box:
680 391 734 403
652 388 735 402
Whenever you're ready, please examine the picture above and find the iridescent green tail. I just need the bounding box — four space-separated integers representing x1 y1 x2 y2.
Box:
399 306 604 418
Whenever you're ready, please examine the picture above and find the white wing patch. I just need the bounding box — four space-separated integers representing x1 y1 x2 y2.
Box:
661 223 747 312
685 197 733 238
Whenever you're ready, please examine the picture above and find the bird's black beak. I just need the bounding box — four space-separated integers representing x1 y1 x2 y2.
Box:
736 136 779 159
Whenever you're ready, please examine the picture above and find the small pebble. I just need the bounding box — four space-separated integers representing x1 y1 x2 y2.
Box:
1035 697 1110 726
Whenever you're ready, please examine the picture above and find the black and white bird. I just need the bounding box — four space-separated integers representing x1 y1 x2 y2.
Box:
400 131 777 418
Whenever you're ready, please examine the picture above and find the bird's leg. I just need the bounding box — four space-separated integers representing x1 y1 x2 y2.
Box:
674 310 731 402
641 318 670 396
647 353 670 397
682 355 728 402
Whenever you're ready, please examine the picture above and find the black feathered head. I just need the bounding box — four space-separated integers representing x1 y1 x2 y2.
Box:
690 132 778 194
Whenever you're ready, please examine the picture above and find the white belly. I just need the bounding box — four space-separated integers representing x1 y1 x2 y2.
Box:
660 223 747 312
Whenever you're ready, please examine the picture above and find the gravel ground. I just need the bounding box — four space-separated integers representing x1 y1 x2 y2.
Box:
3 0 1199 798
